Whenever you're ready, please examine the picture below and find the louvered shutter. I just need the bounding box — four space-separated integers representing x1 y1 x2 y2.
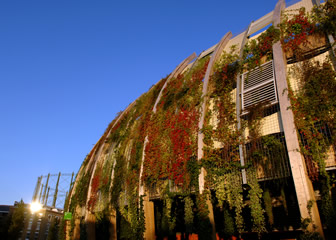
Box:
241 60 277 111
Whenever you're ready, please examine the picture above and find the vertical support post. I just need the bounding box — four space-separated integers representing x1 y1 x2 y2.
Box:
197 32 232 193
86 213 96 240
73 206 81 240
32 176 42 202
272 0 323 235
39 184 44 203
69 172 74 194
45 187 50 206
236 23 252 185
42 173 50 206
143 195 155 240
109 209 117 240
52 172 61 207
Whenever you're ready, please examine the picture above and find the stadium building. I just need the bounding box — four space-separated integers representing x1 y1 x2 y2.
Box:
65 0 336 239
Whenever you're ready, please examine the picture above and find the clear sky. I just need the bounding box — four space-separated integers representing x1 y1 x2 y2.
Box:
0 0 289 205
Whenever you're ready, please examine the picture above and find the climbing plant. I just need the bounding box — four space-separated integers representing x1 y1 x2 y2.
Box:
143 56 210 192
184 196 194 234
263 189 274 228
212 171 244 235
243 26 280 70
288 58 336 232
312 0 336 37
247 170 266 237
283 7 336 233
196 192 213 239
280 8 316 53
67 4 336 239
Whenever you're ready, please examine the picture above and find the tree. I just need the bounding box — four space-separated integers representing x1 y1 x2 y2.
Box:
8 200 26 240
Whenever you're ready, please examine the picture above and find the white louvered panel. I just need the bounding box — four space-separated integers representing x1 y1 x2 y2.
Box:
243 81 276 108
243 61 273 89
241 60 277 110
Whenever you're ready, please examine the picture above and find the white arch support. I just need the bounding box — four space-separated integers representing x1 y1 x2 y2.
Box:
197 31 232 193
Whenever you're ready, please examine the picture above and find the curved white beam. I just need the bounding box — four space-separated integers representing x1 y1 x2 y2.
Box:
197 31 232 193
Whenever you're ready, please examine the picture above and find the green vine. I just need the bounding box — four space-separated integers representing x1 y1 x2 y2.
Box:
288 58 335 177
247 170 266 237
196 192 212 239
243 26 280 71
213 171 244 234
286 32 336 234
223 204 235 238
184 196 194 234
312 0 336 37
263 189 274 227
68 5 336 238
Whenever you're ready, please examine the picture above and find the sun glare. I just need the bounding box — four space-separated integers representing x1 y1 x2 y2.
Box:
30 201 42 213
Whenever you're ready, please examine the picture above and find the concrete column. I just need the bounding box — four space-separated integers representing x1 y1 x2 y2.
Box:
273 40 323 235
206 198 216 240
73 206 82 240
73 218 81 240
143 197 155 240
86 212 96 240
66 220 72 240
109 208 117 240
272 0 323 235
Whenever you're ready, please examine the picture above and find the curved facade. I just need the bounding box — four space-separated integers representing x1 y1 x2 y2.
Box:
64 1 336 239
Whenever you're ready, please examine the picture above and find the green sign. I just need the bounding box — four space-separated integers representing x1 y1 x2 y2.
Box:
64 212 72 220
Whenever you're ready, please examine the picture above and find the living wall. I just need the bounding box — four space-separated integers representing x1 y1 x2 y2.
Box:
64 3 336 239
284 5 336 237
288 57 336 234
202 44 274 237
142 56 209 192
142 56 211 238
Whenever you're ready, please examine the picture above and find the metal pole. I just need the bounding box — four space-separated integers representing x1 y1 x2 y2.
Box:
69 172 74 193
32 176 42 202
236 23 252 185
42 173 50 206
45 187 50 206
52 172 61 207
39 184 44 203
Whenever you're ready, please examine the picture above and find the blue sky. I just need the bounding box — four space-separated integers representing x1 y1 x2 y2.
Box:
0 0 283 205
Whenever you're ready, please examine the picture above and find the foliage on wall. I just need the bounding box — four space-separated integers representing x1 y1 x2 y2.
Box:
66 4 336 238
184 196 194 234
288 58 336 232
313 0 336 37
143 56 209 192
195 192 212 239
280 8 316 53
243 26 280 70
